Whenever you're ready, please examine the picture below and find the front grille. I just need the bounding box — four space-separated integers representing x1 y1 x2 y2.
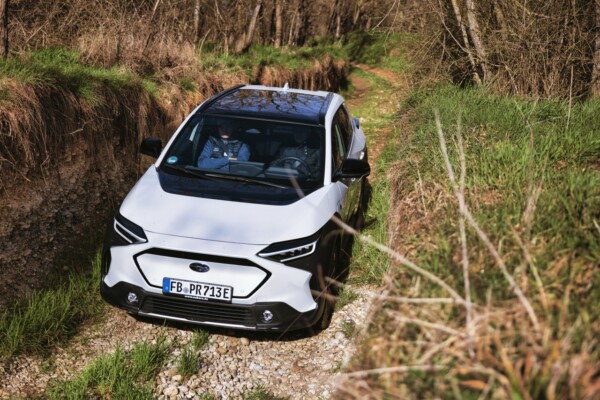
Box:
140 296 255 326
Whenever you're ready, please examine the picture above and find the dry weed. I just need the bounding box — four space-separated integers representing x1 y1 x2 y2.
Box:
332 113 600 399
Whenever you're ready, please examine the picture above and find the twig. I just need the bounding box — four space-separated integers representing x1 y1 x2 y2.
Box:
417 167 427 215
386 311 467 337
455 113 475 359
512 227 548 311
567 65 574 130
417 335 460 364
435 110 540 333
385 296 457 304
343 364 440 378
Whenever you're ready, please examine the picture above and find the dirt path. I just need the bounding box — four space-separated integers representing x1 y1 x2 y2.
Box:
347 64 407 180
0 66 406 400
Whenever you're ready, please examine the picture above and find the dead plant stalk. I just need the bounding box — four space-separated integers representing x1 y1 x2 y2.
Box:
434 110 540 333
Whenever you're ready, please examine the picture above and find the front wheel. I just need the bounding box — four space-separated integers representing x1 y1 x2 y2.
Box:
312 243 339 331
313 289 334 331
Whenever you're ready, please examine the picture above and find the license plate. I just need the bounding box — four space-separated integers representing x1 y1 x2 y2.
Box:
162 278 233 303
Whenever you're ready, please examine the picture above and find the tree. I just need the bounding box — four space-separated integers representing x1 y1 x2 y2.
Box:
235 0 263 53
193 0 202 44
274 0 283 48
592 0 600 96
0 0 8 57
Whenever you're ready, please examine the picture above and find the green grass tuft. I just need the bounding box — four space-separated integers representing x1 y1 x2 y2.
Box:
177 345 199 378
191 328 210 351
335 288 359 311
242 386 288 400
46 335 169 399
0 252 104 360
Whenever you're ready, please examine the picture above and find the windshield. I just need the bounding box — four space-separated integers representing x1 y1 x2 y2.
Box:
158 115 325 202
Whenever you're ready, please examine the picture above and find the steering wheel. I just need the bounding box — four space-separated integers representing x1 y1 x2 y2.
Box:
272 156 314 177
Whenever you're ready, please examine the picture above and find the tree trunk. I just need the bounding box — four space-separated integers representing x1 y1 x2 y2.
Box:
493 2 508 42
193 0 201 44
328 0 339 38
287 7 297 45
274 0 282 48
0 0 9 57
142 0 161 56
592 0 600 96
464 0 488 81
449 0 482 84
352 0 363 27
235 0 263 54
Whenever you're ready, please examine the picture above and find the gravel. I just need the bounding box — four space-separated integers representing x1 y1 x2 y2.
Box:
0 285 376 399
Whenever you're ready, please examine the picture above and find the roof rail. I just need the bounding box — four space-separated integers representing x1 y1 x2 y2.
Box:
196 84 245 114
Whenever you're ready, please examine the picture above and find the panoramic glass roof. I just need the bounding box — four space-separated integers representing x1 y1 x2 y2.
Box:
201 89 330 125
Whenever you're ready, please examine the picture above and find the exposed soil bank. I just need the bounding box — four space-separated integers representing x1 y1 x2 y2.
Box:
0 58 347 311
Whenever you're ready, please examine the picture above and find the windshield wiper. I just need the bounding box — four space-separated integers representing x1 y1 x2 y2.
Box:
160 164 219 181
204 171 288 189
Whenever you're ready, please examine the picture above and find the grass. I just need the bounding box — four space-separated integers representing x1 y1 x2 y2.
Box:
0 252 104 360
191 328 210 350
344 82 600 398
46 334 170 399
242 386 288 400
0 48 141 104
177 345 199 378
176 329 210 378
403 85 599 303
343 31 414 73
346 68 404 284
335 288 359 311
198 43 346 77
341 319 357 338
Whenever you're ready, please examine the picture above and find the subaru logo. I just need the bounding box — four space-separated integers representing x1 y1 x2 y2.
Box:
189 262 210 273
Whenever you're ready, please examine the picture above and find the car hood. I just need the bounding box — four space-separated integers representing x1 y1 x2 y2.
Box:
119 167 337 245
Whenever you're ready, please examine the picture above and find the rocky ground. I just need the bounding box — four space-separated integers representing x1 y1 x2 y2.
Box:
0 285 376 399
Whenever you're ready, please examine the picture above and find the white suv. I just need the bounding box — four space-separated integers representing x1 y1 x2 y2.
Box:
101 84 369 332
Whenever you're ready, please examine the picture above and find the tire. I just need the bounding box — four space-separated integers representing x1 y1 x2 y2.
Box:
354 177 370 230
314 292 334 331
313 243 338 332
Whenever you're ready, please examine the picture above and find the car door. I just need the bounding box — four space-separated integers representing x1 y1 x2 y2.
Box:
332 106 361 223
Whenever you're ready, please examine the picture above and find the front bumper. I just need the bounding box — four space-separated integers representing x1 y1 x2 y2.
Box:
101 280 320 331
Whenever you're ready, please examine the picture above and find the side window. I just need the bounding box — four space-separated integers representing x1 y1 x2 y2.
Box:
334 106 352 151
331 122 345 173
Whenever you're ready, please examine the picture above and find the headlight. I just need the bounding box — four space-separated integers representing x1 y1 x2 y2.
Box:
258 231 320 263
108 213 148 246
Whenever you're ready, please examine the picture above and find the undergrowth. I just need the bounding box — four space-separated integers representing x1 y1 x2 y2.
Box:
0 252 103 360
46 334 170 399
341 83 600 399
0 48 146 105
347 68 404 284
199 43 346 77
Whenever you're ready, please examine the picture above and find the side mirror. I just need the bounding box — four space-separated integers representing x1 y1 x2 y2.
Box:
353 117 360 129
334 158 370 180
140 138 162 158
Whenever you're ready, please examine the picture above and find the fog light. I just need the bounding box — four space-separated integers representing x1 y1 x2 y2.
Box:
126 292 138 304
260 310 274 323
